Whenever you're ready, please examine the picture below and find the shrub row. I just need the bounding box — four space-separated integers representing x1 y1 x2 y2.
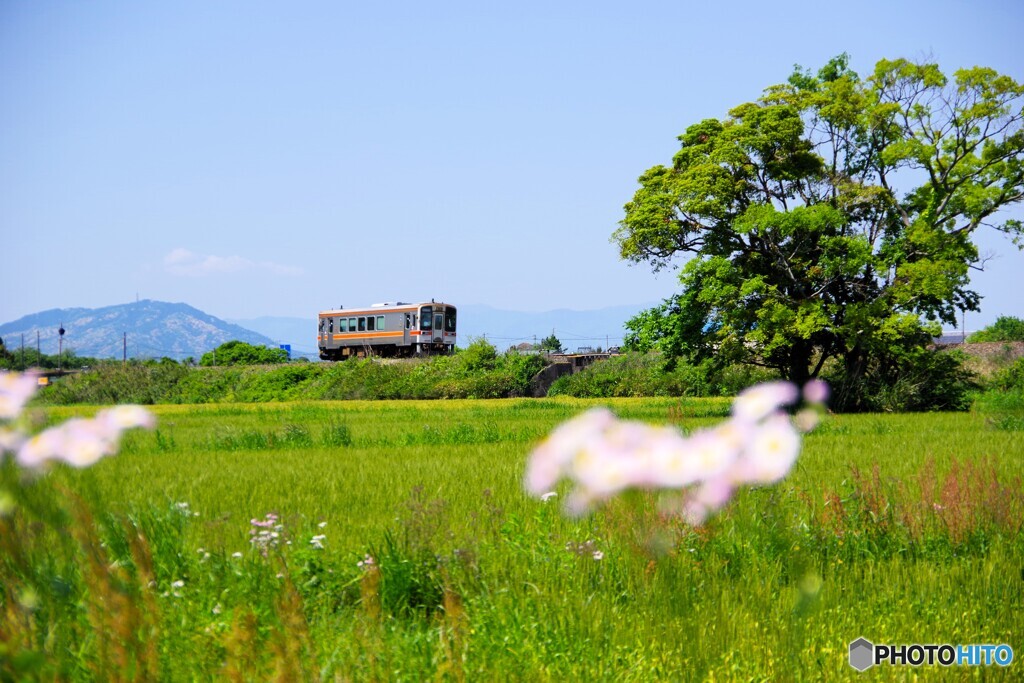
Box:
37 340 545 405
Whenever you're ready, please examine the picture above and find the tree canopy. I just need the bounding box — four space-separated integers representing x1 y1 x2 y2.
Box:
615 55 1024 405
539 333 564 354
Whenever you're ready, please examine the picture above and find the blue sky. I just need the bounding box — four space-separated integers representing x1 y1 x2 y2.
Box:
2 0 1022 332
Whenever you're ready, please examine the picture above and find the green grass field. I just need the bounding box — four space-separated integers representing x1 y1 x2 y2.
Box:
3 397 1023 680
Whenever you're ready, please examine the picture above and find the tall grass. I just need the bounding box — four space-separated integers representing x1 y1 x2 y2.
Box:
3 398 1022 680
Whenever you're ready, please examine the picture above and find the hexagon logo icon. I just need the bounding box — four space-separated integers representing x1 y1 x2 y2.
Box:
849 637 874 671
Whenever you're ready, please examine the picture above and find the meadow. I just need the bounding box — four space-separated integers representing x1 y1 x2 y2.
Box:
3 396 1023 680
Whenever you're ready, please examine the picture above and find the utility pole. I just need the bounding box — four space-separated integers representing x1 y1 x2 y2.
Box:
36 331 40 364
123 332 127 366
58 323 65 372
20 333 24 371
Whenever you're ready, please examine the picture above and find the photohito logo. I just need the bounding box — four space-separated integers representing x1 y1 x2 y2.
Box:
849 637 1014 671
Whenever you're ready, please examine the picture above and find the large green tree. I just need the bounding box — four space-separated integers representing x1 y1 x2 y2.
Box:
615 55 1024 402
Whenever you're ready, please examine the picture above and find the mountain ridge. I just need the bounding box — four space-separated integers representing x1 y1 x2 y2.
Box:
0 300 277 360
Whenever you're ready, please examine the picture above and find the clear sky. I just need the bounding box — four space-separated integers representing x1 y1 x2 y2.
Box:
2 0 1022 331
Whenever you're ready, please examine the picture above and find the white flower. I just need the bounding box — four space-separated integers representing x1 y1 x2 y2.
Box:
318 521 328 529
310 534 326 549
231 552 243 559
540 491 558 502
592 550 604 561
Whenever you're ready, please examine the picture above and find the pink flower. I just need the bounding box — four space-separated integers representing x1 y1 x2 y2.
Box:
730 413 800 484
802 379 830 405
523 380 814 523
97 405 156 432
14 404 154 469
524 408 615 495
731 381 799 423
0 371 39 420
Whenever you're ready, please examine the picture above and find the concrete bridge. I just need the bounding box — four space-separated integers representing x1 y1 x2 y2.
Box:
528 352 614 397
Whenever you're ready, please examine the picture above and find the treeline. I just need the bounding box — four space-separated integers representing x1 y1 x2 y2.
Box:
17 326 1024 412
551 347 1024 413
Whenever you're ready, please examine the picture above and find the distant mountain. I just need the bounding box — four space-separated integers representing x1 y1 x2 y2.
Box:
231 302 651 356
0 300 277 360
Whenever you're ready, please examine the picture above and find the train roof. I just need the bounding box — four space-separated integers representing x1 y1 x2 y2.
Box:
318 301 455 315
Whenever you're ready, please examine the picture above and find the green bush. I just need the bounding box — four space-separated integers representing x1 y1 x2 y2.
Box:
40 360 189 405
825 348 976 412
989 357 1024 392
548 353 780 399
199 341 288 366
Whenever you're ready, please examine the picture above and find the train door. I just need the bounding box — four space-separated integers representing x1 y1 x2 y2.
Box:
433 311 444 343
403 312 410 347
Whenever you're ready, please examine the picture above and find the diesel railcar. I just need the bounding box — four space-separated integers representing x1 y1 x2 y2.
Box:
317 301 457 360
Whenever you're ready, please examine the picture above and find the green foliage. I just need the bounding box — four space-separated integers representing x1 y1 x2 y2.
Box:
0 345 102 371
967 316 1024 343
615 56 1024 391
200 341 288 367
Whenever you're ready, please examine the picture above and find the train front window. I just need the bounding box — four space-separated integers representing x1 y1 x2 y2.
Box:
420 306 433 331
445 308 456 333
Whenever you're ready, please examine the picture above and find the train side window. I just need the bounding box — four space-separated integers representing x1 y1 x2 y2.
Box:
328 318 334 333
377 316 385 330
358 317 366 332
348 318 356 332
367 316 375 331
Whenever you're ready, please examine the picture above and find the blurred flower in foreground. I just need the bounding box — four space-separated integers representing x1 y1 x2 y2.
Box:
524 380 828 522
1 371 155 469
